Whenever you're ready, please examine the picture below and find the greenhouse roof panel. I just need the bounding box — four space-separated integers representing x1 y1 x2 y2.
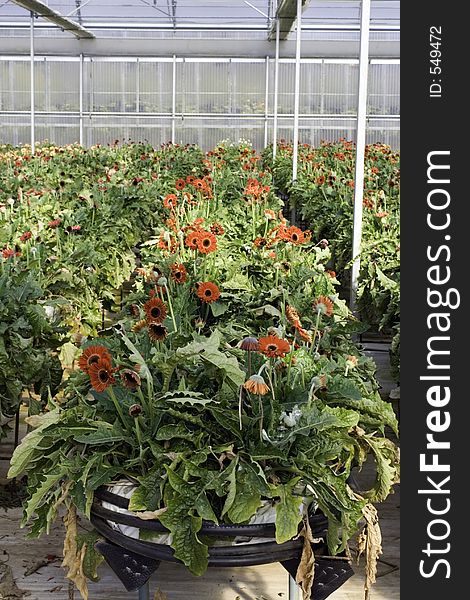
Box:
1 0 399 33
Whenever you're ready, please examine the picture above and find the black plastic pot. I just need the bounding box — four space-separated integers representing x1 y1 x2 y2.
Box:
91 488 353 599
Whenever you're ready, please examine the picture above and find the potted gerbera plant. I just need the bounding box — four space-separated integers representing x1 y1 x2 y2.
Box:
9 155 399 600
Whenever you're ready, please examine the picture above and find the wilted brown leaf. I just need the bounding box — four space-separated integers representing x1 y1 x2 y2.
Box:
154 589 169 600
356 503 382 600
62 504 89 600
295 516 315 600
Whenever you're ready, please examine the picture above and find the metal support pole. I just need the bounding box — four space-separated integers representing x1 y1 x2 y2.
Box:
292 0 302 182
264 55 269 148
272 15 280 160
137 581 150 600
350 0 371 310
136 57 140 113
30 11 35 154
79 53 84 145
171 54 176 144
288 574 300 600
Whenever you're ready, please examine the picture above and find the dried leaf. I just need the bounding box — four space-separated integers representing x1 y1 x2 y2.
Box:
295 516 315 600
154 589 169 600
62 505 89 600
356 503 382 600
131 508 168 520
0 564 27 599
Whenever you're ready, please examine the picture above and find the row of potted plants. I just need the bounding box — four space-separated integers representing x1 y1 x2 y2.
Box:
2 139 398 599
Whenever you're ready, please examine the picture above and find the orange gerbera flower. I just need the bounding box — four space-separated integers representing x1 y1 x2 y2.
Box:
144 297 167 323
175 178 186 191
197 282 220 304
286 305 301 328
186 175 196 184
147 322 168 341
185 231 200 249
193 178 206 190
296 325 312 344
120 369 141 390
243 374 270 396
78 345 112 374
285 226 305 245
163 194 178 209
258 335 291 358
196 231 217 254
170 263 187 284
88 359 116 392
210 222 225 236
313 296 334 317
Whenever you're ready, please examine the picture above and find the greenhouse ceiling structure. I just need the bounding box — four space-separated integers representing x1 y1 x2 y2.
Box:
0 1 399 151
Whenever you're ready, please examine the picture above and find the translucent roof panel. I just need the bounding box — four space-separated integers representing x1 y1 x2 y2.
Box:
1 0 399 32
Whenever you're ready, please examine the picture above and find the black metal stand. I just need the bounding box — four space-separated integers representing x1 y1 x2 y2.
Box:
91 489 353 600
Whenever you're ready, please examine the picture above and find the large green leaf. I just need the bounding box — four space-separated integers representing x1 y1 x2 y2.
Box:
272 479 304 544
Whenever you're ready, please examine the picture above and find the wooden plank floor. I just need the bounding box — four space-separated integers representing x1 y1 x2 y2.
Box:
1 348 399 599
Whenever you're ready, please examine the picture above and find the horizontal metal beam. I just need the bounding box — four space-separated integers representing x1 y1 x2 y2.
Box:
269 0 310 40
12 0 95 39
0 37 399 58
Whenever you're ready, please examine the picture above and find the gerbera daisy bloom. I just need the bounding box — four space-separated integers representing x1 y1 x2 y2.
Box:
2 248 15 259
316 175 325 185
196 231 217 254
286 305 301 327
296 326 312 344
144 297 167 323
88 359 116 392
193 178 206 190
170 263 187 284
197 281 220 304
285 226 305 245
313 296 334 317
78 345 112 374
240 336 259 351
186 175 196 184
129 403 143 417
185 231 200 249
258 335 291 358
132 319 147 333
147 322 168 341
163 194 178 209
254 237 268 248
19 231 32 242
243 374 270 396
47 218 62 228
264 209 277 220
120 369 141 390
210 222 225 236
175 178 186 191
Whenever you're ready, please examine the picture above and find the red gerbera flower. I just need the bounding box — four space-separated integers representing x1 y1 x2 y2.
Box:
185 231 200 249
210 222 225 236
196 282 221 304
258 335 291 358
196 231 217 254
88 359 116 392
285 226 305 245
143 297 167 323
170 263 187 284
175 178 186 191
163 194 178 209
313 296 334 317
47 218 62 229
78 345 113 374
147 322 168 341
19 231 32 242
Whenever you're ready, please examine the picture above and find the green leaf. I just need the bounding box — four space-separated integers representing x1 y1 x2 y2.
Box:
273 479 304 544
25 471 64 523
8 409 61 478
221 458 238 517
210 301 229 317
77 532 104 581
227 471 262 523
74 426 125 445
159 390 215 407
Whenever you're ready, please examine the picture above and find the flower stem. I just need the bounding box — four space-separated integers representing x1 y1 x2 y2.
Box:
107 386 127 428
164 284 178 333
311 310 322 355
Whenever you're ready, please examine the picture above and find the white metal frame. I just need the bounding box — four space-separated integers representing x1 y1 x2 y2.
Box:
350 0 372 310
